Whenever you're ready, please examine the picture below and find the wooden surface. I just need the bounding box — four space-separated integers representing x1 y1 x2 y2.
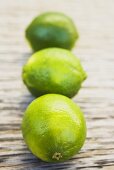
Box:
0 0 114 169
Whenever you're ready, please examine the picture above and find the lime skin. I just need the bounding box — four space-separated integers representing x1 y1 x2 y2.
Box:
22 48 87 98
26 12 79 51
22 94 87 162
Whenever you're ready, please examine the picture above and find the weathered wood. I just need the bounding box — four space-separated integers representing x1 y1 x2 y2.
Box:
0 0 114 169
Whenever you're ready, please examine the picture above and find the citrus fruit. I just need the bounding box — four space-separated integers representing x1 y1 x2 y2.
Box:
22 48 87 98
25 12 79 51
22 94 86 162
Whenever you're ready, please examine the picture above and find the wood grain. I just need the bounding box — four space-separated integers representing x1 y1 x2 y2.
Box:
0 0 114 169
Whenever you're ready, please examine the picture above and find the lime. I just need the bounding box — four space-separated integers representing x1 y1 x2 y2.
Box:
26 12 79 51
22 94 86 162
22 48 87 98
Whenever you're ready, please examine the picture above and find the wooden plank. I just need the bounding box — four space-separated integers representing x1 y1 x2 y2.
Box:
0 0 114 169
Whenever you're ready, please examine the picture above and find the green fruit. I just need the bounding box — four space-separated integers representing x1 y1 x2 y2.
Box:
22 48 87 98
26 12 79 51
22 94 86 162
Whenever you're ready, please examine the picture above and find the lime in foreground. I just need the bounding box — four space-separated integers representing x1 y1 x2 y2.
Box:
26 12 79 51
22 48 87 98
22 94 86 162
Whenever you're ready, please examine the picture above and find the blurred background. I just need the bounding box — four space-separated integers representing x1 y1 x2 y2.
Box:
0 0 114 169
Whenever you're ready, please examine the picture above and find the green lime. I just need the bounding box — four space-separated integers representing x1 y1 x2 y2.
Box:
22 94 86 162
22 48 87 98
26 12 79 51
